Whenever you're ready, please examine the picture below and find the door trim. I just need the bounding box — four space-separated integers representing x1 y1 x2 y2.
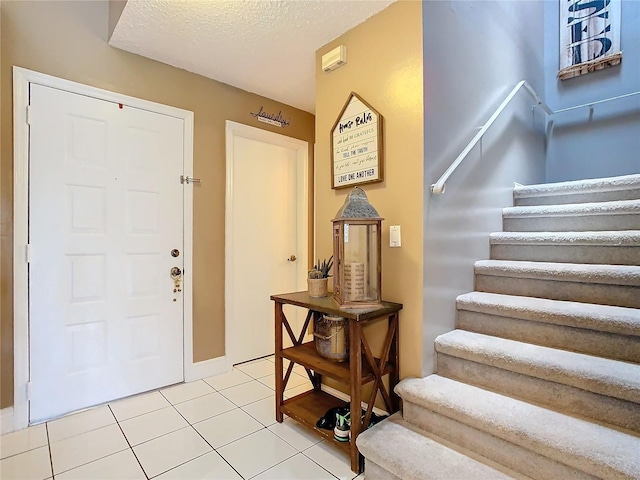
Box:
13 67 195 429
224 121 309 365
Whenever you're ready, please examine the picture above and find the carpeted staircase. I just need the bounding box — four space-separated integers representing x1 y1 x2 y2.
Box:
357 174 640 479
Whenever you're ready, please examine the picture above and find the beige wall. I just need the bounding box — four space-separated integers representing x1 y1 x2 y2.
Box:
315 1 424 382
0 0 315 409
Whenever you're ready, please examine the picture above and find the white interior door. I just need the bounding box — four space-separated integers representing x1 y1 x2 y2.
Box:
226 123 308 365
29 84 185 422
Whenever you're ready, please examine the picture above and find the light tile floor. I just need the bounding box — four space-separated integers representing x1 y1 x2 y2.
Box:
0 357 365 480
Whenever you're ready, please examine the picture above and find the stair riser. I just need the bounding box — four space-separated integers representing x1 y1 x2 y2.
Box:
490 244 640 266
436 354 640 434
402 402 596 480
514 188 640 206
364 461 402 480
504 214 640 232
457 310 640 363
475 275 640 308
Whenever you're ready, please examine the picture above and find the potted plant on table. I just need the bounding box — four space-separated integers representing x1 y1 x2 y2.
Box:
308 256 333 298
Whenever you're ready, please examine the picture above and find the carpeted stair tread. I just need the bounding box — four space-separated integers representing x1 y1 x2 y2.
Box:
475 260 640 286
356 412 518 480
503 199 640 219
489 230 640 246
456 292 640 337
435 330 640 403
514 174 640 201
396 375 640 479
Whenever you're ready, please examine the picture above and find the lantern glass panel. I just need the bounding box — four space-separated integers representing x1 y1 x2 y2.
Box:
342 223 378 303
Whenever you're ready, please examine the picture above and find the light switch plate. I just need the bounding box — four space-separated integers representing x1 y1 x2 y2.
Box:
390 225 401 247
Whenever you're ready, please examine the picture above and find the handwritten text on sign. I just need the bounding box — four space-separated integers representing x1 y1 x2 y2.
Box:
332 95 381 188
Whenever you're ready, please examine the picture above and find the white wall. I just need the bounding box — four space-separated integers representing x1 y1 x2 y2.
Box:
421 1 546 375
544 0 640 182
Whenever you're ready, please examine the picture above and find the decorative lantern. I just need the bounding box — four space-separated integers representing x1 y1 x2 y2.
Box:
332 187 383 309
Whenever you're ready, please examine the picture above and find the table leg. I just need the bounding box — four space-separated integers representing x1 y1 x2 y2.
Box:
389 312 400 412
349 320 363 473
275 301 284 423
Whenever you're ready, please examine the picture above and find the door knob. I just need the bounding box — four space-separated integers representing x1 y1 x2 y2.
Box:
287 255 297 262
170 267 182 278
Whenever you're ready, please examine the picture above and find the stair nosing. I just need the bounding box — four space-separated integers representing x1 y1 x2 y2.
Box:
514 174 640 198
456 291 640 337
435 329 640 404
474 259 640 286
503 199 640 218
489 230 640 246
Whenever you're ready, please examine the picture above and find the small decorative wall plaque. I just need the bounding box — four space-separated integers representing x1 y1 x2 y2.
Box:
250 106 291 128
559 0 622 80
331 93 383 189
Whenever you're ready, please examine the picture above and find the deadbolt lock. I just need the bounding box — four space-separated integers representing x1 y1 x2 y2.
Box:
171 266 183 296
171 249 180 257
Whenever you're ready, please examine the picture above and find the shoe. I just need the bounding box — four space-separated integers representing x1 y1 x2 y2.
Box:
316 405 350 430
334 412 350 442
369 412 388 427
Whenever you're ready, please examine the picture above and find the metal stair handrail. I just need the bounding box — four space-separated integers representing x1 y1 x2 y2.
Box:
431 82 640 196
430 81 551 195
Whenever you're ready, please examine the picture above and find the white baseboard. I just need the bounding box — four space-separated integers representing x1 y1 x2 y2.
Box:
320 384 390 417
185 355 231 382
1 407 15 434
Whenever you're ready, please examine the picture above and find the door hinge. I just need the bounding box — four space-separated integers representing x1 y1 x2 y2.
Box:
26 244 32 263
26 381 32 401
26 105 32 125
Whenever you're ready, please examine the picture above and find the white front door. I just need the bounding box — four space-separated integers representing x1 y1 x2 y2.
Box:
29 84 185 422
226 122 308 365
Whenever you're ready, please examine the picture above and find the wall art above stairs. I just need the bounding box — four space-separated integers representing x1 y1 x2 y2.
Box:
357 174 640 479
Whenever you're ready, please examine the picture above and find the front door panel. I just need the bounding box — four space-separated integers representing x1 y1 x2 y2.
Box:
29 84 184 422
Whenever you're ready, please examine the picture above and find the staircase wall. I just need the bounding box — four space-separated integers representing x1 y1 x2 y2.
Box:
422 0 546 375
543 0 640 183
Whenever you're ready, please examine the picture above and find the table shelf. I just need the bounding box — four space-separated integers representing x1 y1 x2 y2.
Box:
281 341 394 385
281 390 349 454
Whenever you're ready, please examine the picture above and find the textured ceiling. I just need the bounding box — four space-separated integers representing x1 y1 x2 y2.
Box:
109 0 396 113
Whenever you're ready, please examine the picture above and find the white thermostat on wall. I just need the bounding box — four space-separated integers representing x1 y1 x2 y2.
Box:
322 45 347 72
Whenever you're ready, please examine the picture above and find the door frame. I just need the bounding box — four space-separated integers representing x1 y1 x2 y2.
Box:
225 121 309 365
13 67 195 429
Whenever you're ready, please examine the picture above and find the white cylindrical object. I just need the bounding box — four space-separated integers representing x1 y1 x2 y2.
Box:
344 262 365 301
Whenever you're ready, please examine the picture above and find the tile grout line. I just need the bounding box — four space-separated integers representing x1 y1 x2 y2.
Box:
242 426 333 480
246 450 299 479
44 426 131 477
162 390 247 479
45 422 55 479
108 404 150 480
300 448 354 480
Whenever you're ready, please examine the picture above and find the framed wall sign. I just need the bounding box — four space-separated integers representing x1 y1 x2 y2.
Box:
559 0 622 80
331 92 383 189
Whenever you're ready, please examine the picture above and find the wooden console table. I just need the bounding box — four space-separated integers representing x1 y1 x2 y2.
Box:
271 291 402 473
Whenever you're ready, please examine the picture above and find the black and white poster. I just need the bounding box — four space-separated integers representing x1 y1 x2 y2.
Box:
559 0 622 80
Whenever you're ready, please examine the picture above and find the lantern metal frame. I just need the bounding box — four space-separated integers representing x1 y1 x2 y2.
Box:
331 187 383 309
